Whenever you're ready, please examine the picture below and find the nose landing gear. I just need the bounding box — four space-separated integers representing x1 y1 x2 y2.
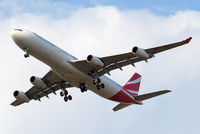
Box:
23 47 30 58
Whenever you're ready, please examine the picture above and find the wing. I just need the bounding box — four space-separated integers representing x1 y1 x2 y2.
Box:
11 70 73 106
70 37 192 77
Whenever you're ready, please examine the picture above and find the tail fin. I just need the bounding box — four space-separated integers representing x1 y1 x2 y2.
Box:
123 73 141 96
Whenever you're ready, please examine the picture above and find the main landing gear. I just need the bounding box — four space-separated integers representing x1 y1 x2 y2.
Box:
60 89 72 102
59 81 72 102
24 47 30 58
79 83 87 93
93 78 105 90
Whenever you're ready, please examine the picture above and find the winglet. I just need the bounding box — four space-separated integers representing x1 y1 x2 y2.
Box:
184 37 192 43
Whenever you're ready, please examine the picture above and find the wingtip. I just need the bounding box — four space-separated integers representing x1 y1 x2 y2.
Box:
184 37 192 43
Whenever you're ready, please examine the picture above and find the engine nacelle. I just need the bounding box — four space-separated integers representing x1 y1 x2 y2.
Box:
87 55 104 67
132 46 149 59
30 76 47 89
13 90 30 103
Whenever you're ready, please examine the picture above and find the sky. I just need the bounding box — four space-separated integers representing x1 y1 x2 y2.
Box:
0 0 200 134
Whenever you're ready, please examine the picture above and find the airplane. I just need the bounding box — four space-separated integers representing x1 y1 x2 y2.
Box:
10 29 192 111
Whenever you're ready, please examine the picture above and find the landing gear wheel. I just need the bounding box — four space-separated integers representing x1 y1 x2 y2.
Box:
24 54 29 58
60 91 64 97
68 95 72 100
96 85 101 90
96 78 101 83
23 48 30 58
64 96 68 102
81 88 85 93
64 90 68 96
101 83 105 88
79 83 88 93
93 80 96 85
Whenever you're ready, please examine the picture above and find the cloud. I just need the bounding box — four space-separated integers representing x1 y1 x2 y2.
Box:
0 0 80 19
0 4 200 134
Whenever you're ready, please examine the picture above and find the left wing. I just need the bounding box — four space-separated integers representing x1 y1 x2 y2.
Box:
11 70 73 106
70 37 192 77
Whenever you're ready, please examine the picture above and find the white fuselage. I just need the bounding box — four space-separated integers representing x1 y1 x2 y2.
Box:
11 29 125 101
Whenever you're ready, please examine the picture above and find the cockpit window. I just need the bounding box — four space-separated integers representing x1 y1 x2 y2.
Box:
14 29 23 31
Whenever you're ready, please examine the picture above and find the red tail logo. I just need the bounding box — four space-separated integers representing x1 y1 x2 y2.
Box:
123 73 141 96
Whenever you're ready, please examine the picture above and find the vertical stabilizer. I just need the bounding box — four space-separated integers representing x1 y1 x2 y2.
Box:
123 73 141 96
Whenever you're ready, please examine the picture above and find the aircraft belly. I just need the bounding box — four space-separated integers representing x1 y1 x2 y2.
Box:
53 61 121 99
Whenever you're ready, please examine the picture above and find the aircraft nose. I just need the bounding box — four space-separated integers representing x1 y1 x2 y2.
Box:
11 29 36 49
10 29 28 46
10 29 23 41
10 30 17 40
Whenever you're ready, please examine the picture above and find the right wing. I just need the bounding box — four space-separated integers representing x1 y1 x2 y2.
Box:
71 37 192 77
11 70 73 106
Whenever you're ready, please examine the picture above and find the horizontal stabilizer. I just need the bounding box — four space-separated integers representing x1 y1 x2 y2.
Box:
135 90 171 101
11 100 25 106
113 103 131 112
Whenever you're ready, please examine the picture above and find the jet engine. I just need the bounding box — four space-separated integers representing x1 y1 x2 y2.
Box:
13 90 30 102
30 76 47 89
87 55 104 67
132 46 149 59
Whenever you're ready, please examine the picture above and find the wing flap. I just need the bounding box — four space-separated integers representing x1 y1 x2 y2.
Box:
98 56 149 76
100 52 134 65
135 90 171 101
31 82 72 100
